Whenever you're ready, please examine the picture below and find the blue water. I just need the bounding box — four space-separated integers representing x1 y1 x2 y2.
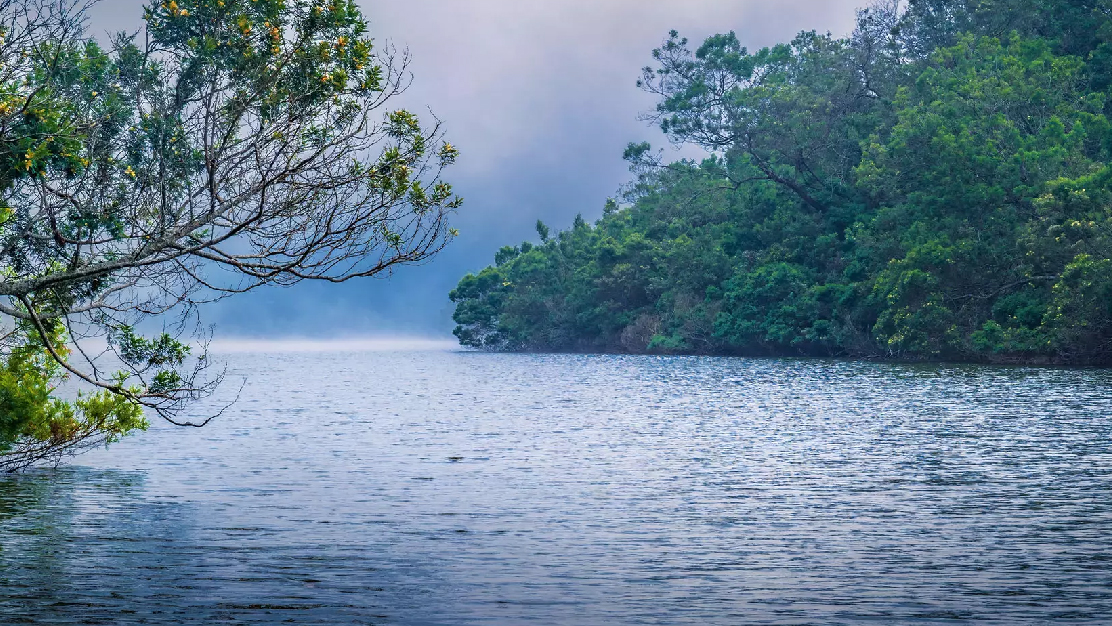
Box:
2 350 1112 624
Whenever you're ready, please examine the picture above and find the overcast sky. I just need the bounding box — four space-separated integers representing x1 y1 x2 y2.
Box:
89 0 862 338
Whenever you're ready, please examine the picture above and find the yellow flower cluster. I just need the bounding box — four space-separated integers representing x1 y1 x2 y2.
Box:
163 0 189 17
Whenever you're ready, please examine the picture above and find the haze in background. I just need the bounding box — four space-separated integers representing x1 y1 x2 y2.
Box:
89 0 860 339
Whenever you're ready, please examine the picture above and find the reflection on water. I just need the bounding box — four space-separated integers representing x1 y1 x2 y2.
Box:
2 352 1112 624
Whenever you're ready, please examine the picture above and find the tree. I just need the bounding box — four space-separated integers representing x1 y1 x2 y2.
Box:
0 0 461 471
898 0 1112 58
637 28 886 216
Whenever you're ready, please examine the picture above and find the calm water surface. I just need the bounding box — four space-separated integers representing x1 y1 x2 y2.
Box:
2 350 1111 624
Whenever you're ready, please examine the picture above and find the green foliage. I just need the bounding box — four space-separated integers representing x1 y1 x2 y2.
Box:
0 321 147 461
0 323 69 452
452 2 1112 364
715 263 825 353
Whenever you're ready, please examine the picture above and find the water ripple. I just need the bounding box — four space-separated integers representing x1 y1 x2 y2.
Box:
2 353 1111 624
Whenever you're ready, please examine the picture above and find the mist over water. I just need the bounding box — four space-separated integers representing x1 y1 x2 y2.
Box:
3 350 1111 624
209 337 459 353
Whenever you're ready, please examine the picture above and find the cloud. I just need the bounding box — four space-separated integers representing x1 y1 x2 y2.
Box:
368 0 860 172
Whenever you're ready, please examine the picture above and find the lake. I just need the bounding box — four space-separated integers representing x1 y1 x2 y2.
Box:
2 348 1111 624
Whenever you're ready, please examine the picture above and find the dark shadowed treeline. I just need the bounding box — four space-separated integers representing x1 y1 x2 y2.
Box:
451 0 1112 364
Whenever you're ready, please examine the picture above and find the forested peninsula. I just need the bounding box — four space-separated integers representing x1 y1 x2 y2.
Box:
451 0 1112 365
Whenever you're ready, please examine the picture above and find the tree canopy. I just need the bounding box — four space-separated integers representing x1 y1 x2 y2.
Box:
451 0 1112 365
0 0 460 470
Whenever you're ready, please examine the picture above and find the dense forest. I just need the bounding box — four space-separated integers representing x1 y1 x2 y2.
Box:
451 0 1112 364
